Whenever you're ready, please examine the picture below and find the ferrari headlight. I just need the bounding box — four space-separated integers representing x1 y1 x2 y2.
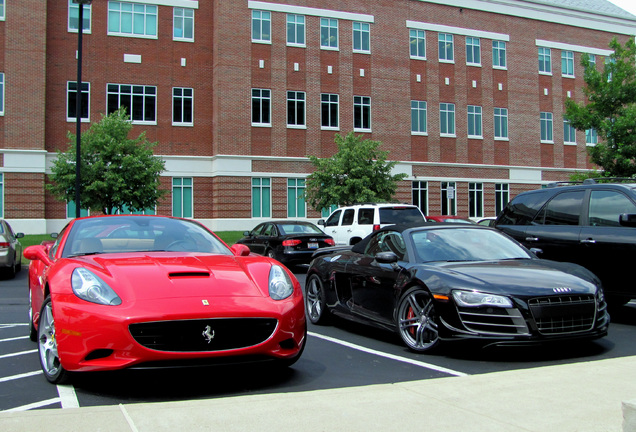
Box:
269 265 294 300
72 268 122 306
452 290 513 308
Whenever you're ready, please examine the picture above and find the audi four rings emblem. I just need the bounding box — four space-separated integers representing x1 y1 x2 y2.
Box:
553 287 572 293
202 325 215 344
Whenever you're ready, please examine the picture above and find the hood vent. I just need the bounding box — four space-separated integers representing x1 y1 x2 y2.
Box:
169 271 210 278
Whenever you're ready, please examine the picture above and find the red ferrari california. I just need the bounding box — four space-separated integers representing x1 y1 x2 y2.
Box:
24 215 306 384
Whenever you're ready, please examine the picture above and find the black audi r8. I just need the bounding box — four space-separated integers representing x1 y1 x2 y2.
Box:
305 224 609 352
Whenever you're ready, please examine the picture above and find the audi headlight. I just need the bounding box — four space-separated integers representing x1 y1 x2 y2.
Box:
72 268 122 306
269 265 294 300
452 290 513 308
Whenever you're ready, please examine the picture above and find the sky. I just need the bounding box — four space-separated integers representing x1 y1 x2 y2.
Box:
607 0 636 17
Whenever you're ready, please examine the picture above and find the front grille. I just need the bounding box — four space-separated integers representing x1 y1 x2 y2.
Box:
528 295 596 334
457 307 529 335
129 318 278 352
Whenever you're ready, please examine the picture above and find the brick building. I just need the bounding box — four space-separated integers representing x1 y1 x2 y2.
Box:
1 0 635 234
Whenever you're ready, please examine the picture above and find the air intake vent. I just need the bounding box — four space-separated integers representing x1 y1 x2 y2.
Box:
168 272 210 278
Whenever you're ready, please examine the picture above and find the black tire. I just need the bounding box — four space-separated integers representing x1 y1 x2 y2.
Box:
396 287 440 353
37 296 70 384
305 274 330 325
266 249 276 259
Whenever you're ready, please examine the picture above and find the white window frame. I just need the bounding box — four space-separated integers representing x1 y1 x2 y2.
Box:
441 181 457 216
540 112 553 143
321 18 338 50
67 81 91 123
412 181 428 215
287 178 306 218
108 1 157 39
409 29 426 60
467 105 483 139
586 128 598 146
438 33 454 63
562 50 575 78
0 173 3 218
495 183 509 215
252 178 272 218
251 88 271 127
172 87 193 126
0 73 4 116
286 14 305 47
494 107 508 140
440 103 456 137
492 40 507 69
353 96 371 132
172 177 193 218
0 0 5 21
411 100 427 135
173 7 194 42
251 10 271 44
538 47 552 75
469 183 484 218
353 22 370 54
287 90 306 128
68 0 92 33
563 119 576 145
107 83 157 125
466 37 481 66
321 93 339 130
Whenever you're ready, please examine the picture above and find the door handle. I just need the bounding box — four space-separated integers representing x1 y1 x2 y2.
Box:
525 237 539 242
580 238 596 244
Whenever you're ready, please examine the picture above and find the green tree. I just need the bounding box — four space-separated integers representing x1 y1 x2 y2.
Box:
304 132 407 211
48 108 167 215
564 37 636 177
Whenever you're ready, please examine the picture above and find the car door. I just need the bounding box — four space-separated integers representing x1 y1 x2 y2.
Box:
241 223 265 253
254 223 277 255
322 209 343 244
337 209 356 245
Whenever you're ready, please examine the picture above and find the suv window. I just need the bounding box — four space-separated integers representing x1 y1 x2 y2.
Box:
358 208 374 225
379 207 425 224
536 191 584 225
589 190 636 227
497 192 546 225
325 210 341 227
342 209 355 226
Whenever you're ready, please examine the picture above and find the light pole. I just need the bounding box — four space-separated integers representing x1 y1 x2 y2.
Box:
73 0 92 218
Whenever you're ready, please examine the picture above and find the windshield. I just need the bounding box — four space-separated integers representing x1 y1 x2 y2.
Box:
410 228 531 263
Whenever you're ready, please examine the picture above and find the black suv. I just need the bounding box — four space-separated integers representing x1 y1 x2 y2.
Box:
495 179 636 305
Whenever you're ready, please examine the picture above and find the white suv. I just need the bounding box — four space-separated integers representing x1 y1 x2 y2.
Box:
318 203 426 245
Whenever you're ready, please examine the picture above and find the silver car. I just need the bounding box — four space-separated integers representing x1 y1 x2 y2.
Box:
0 219 24 278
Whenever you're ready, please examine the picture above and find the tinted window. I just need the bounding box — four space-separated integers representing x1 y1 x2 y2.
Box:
342 209 355 226
262 224 277 236
365 231 408 260
589 190 636 227
325 210 341 227
497 191 550 225
379 207 424 224
536 191 584 225
358 208 374 225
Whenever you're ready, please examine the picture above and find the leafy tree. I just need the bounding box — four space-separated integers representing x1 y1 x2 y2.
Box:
564 37 636 177
304 132 407 211
48 108 166 215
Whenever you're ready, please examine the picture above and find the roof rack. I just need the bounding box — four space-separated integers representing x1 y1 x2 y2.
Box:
545 181 583 188
546 177 636 188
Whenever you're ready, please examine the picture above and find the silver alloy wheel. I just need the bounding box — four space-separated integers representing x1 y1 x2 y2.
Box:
305 275 327 324
397 289 439 352
38 299 62 379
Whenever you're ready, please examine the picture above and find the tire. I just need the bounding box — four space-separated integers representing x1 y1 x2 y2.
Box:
305 274 330 325
266 249 276 259
396 287 440 353
38 296 70 384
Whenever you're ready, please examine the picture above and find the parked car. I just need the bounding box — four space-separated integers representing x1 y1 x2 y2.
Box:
495 179 636 305
0 219 24 279
318 203 426 245
23 215 306 384
425 215 476 224
236 221 334 267
305 223 609 352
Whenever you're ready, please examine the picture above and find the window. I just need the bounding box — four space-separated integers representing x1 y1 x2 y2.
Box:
321 204 338 218
466 37 480 65
495 184 509 216
537 191 584 225
325 209 341 226
586 128 598 145
172 178 193 218
441 182 457 215
173 8 194 41
251 88 271 126
287 91 305 127
467 105 482 138
107 84 156 123
321 93 339 129
67 81 90 122
0 173 3 217
252 178 271 218
538 47 551 74
587 54 596 69
67 200 89 219
321 18 338 49
0 0 4 20
492 41 506 68
108 1 157 38
354 96 371 131
287 14 305 46
251 10 271 43
0 73 4 116
287 179 306 218
409 29 426 59
562 50 574 77
469 183 484 218
412 181 428 215
173 87 193 126
563 119 576 144
494 108 508 139
589 191 636 227
540 112 553 142
438 33 454 62
352 22 370 53
69 0 91 32
411 100 427 134
440 103 455 136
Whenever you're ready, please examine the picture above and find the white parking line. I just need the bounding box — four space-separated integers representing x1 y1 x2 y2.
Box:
0 371 42 383
0 323 28 329
0 335 29 343
1 398 60 413
0 349 37 360
57 384 80 409
309 331 468 377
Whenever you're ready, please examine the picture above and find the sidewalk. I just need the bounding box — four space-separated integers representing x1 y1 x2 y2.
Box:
2 356 636 432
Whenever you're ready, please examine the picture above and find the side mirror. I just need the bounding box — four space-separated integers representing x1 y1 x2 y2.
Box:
375 251 398 264
619 214 636 227
23 245 53 266
230 243 251 256
16 233 25 239
529 247 543 256
243 231 250 236
317 219 325 226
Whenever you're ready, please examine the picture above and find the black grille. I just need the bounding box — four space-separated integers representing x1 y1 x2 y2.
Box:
457 307 529 335
129 318 278 352
528 295 596 334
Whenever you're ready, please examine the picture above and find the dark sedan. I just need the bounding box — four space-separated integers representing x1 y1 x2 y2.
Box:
305 224 609 352
236 221 334 267
0 219 24 279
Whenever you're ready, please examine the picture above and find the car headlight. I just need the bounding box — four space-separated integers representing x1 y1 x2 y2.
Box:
269 265 294 300
72 268 122 306
452 290 513 308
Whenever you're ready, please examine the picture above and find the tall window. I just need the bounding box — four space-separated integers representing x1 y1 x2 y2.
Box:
441 182 457 215
586 128 598 145
492 41 506 68
587 54 596 70
251 89 271 126
108 2 157 37
562 50 575 77
0 73 4 116
438 33 454 62
0 173 3 217
251 10 271 43
252 178 271 218
494 108 508 139
409 29 426 59
287 14 305 46
440 103 455 136
538 47 551 74
469 183 483 218
467 105 482 138
0 0 4 20
540 112 553 142
67 81 90 122
412 181 428 215
287 179 306 218
287 91 306 127
321 93 339 129
495 184 509 215
466 37 480 65
172 178 193 218
107 84 156 123
67 201 90 218
411 100 427 134
173 8 194 41
320 18 338 49
173 87 193 126
69 0 91 32
353 22 370 53
354 96 371 131
563 120 576 144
